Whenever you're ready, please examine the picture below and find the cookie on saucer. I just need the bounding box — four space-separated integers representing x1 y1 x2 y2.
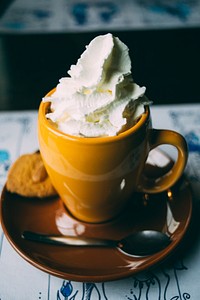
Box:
6 152 57 198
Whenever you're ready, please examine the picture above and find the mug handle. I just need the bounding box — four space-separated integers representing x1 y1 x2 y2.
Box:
138 129 188 193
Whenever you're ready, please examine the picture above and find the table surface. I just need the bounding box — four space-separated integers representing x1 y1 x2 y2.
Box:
0 103 200 299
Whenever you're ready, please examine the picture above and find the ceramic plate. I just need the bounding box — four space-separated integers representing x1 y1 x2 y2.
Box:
0 150 193 282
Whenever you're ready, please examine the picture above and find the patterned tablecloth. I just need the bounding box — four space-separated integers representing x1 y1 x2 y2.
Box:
0 0 200 33
0 104 200 299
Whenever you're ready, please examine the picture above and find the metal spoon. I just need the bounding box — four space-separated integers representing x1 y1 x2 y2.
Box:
22 230 171 256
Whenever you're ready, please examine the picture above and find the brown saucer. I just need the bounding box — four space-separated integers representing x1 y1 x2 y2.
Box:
0 151 193 282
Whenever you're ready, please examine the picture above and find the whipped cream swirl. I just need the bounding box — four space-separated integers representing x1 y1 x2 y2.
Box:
43 33 150 137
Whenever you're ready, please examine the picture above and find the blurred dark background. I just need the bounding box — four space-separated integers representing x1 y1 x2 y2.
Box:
0 1 200 110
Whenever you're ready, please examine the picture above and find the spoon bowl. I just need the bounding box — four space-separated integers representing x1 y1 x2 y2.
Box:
119 230 171 256
22 230 171 256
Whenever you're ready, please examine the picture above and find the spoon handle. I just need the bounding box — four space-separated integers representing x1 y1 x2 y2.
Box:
22 231 117 247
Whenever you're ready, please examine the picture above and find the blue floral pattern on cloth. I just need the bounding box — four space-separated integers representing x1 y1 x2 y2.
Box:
56 260 190 299
0 0 200 33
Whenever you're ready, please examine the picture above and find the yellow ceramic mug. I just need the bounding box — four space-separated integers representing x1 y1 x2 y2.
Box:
38 90 188 223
